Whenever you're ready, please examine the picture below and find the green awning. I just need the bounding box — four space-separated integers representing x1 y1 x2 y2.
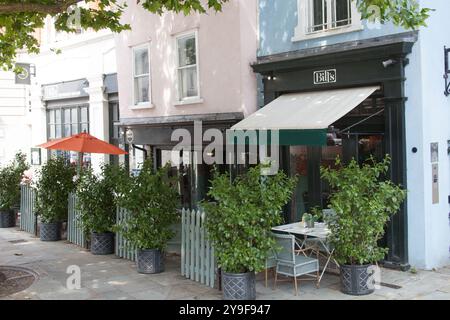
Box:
230 86 379 146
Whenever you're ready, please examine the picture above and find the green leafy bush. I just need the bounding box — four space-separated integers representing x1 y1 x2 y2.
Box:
115 159 179 251
202 164 297 274
0 152 29 211
36 157 76 223
76 164 127 235
321 155 406 265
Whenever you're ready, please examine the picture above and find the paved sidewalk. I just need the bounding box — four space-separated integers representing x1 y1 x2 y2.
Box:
1 228 449 300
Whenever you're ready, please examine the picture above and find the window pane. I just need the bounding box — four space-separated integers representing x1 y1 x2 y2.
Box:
49 124 55 139
71 108 78 124
64 124 71 137
81 107 88 123
49 110 55 124
178 67 198 99
64 108 71 124
81 123 88 133
55 109 61 125
55 124 62 138
178 35 196 67
335 0 350 27
134 47 149 76
312 0 326 31
134 76 150 103
72 124 79 135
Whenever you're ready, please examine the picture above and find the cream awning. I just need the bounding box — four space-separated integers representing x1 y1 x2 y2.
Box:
230 86 379 145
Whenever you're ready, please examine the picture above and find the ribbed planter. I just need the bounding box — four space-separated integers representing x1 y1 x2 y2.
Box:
0 210 15 228
222 271 256 300
136 249 165 274
39 222 61 241
90 232 114 255
340 264 375 296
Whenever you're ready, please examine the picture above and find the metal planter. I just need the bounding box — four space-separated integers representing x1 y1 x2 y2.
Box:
90 232 115 255
340 264 376 296
136 249 165 274
39 222 61 241
222 271 256 300
0 210 15 228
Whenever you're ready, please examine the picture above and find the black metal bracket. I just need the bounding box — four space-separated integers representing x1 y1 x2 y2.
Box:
444 46 450 96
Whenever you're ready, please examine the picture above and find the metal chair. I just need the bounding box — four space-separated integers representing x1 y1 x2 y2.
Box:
264 249 277 288
272 233 320 296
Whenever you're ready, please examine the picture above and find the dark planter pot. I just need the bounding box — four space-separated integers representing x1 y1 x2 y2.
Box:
136 249 165 274
90 232 115 255
340 264 376 296
39 222 61 241
0 210 15 228
222 271 256 300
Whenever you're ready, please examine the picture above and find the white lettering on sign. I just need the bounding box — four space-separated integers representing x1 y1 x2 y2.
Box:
313 69 337 85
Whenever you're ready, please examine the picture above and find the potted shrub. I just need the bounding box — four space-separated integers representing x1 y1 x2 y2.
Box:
321 155 406 296
115 158 179 274
0 153 29 228
202 164 296 300
35 157 76 241
76 164 124 255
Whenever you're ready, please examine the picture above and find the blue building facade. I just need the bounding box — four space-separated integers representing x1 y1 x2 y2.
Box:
255 0 450 269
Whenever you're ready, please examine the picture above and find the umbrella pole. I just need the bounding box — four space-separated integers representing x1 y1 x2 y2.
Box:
77 152 84 175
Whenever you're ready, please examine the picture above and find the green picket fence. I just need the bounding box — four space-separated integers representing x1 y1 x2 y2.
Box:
181 208 216 288
67 193 88 248
19 185 37 235
115 207 137 261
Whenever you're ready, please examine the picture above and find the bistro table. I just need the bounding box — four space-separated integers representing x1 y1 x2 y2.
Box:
271 222 338 284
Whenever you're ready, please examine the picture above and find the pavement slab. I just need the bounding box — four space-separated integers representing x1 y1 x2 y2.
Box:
1 227 449 300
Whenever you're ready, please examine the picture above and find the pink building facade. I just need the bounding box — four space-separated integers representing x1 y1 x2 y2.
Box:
115 0 258 208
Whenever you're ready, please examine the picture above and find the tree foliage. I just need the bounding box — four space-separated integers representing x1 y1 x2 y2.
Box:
320 155 406 265
0 0 433 70
76 163 125 234
114 158 179 251
0 152 29 211
202 164 297 274
35 156 76 223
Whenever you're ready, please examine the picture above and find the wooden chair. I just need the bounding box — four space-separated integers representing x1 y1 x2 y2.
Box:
272 233 320 296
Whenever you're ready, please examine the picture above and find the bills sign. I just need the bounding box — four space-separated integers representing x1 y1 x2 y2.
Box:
313 69 336 85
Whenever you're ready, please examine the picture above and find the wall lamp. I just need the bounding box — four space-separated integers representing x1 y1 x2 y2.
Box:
264 73 277 81
444 46 450 96
382 59 398 68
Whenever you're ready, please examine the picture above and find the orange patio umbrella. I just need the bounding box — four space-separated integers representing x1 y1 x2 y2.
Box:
37 131 128 170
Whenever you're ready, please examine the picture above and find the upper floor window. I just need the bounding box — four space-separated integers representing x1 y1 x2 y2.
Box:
133 44 151 105
176 32 200 102
293 0 362 42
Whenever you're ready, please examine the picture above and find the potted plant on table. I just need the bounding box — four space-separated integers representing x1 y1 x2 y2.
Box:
115 158 179 274
76 164 125 255
202 164 296 300
303 206 322 228
321 155 406 296
0 153 29 228
35 157 76 241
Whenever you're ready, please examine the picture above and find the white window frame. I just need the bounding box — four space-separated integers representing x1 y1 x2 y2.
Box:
174 30 202 105
131 42 152 108
292 0 363 42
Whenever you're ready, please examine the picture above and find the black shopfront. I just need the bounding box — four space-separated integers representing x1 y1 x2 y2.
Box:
251 32 417 269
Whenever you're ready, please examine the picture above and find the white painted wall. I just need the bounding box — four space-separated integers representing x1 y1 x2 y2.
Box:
0 70 31 166
405 0 450 269
23 24 117 173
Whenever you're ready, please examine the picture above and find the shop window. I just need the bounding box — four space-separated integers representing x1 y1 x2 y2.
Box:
293 0 362 42
132 44 151 105
47 105 90 165
175 32 200 102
